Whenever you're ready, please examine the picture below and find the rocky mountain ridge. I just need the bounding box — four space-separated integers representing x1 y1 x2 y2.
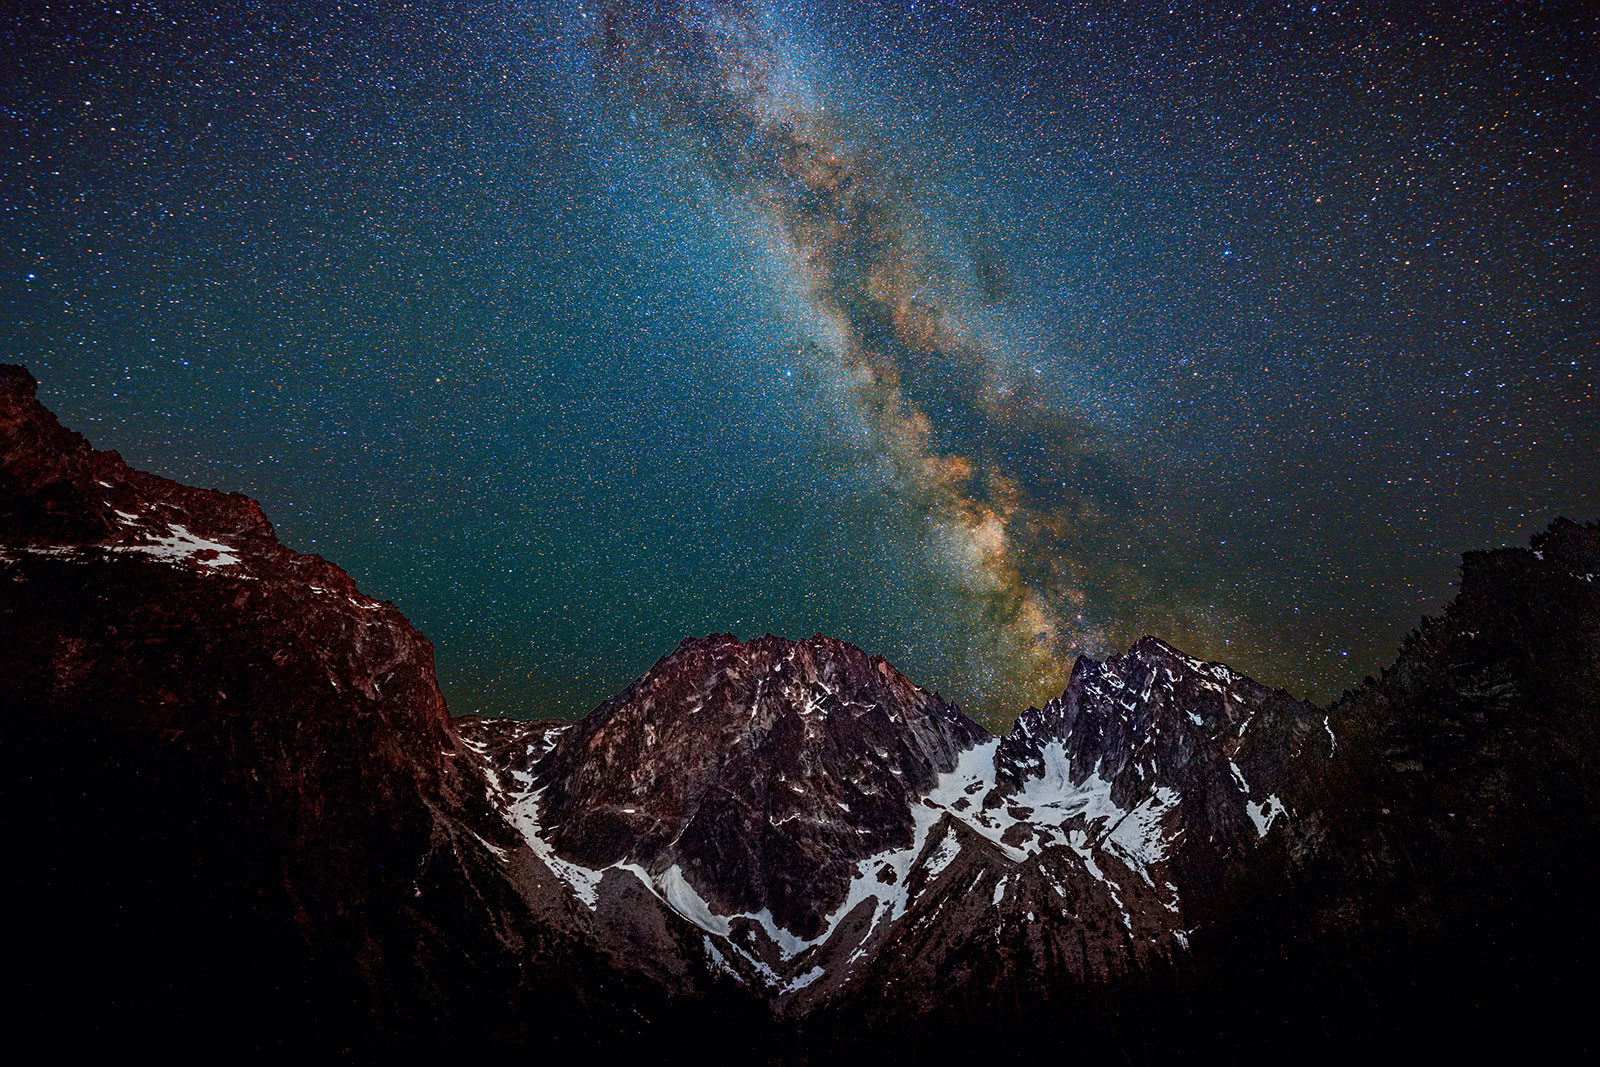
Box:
449 625 1331 1009
4 363 1596 1057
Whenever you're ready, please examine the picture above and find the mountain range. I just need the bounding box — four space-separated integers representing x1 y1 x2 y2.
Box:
3 362 1596 1057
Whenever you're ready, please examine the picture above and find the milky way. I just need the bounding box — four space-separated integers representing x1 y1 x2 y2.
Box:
587 0 1111 706
3 0 1595 723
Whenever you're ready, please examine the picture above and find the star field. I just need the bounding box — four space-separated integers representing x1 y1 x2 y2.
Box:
3 0 1594 725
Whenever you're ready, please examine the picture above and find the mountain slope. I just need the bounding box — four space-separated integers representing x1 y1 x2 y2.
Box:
458 631 1334 1012
0 364 683 1049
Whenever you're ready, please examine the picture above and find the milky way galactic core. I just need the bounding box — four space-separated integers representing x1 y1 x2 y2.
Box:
4 1 1594 722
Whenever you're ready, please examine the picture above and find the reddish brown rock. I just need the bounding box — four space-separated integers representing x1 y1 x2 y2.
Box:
537 631 987 938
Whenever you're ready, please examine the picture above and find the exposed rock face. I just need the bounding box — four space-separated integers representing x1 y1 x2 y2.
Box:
997 636 1326 817
992 637 1329 899
801 636 1329 1016
536 632 987 938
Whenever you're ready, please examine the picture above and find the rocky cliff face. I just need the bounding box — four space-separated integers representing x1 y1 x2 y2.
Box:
5 362 1597 1057
0 365 656 1049
1173 516 1600 1060
992 637 1330 901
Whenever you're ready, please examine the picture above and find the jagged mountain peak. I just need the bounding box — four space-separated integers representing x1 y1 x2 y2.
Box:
994 632 1327 865
1006 637 1254 750
533 630 988 939
1 364 278 552
606 631 950 727
472 629 1333 1006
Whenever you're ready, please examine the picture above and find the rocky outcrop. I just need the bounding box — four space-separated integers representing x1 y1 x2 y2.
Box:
1170 516 1600 1060
0 365 649 1049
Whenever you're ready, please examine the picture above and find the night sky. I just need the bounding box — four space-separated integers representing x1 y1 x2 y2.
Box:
3 0 1595 726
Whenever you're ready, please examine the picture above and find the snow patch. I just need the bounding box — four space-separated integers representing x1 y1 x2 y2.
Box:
500 786 605 907
785 966 825 992
923 824 962 881
1229 761 1250 794
1245 794 1287 837
656 864 732 936
1011 744 1125 836
470 830 508 862
1105 785 1181 880
704 936 737 979
118 523 241 568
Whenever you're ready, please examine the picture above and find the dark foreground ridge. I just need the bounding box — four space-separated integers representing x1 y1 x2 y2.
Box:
4 363 1597 1058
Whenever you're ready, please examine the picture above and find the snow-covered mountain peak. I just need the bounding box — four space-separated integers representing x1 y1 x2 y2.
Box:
526 631 987 940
